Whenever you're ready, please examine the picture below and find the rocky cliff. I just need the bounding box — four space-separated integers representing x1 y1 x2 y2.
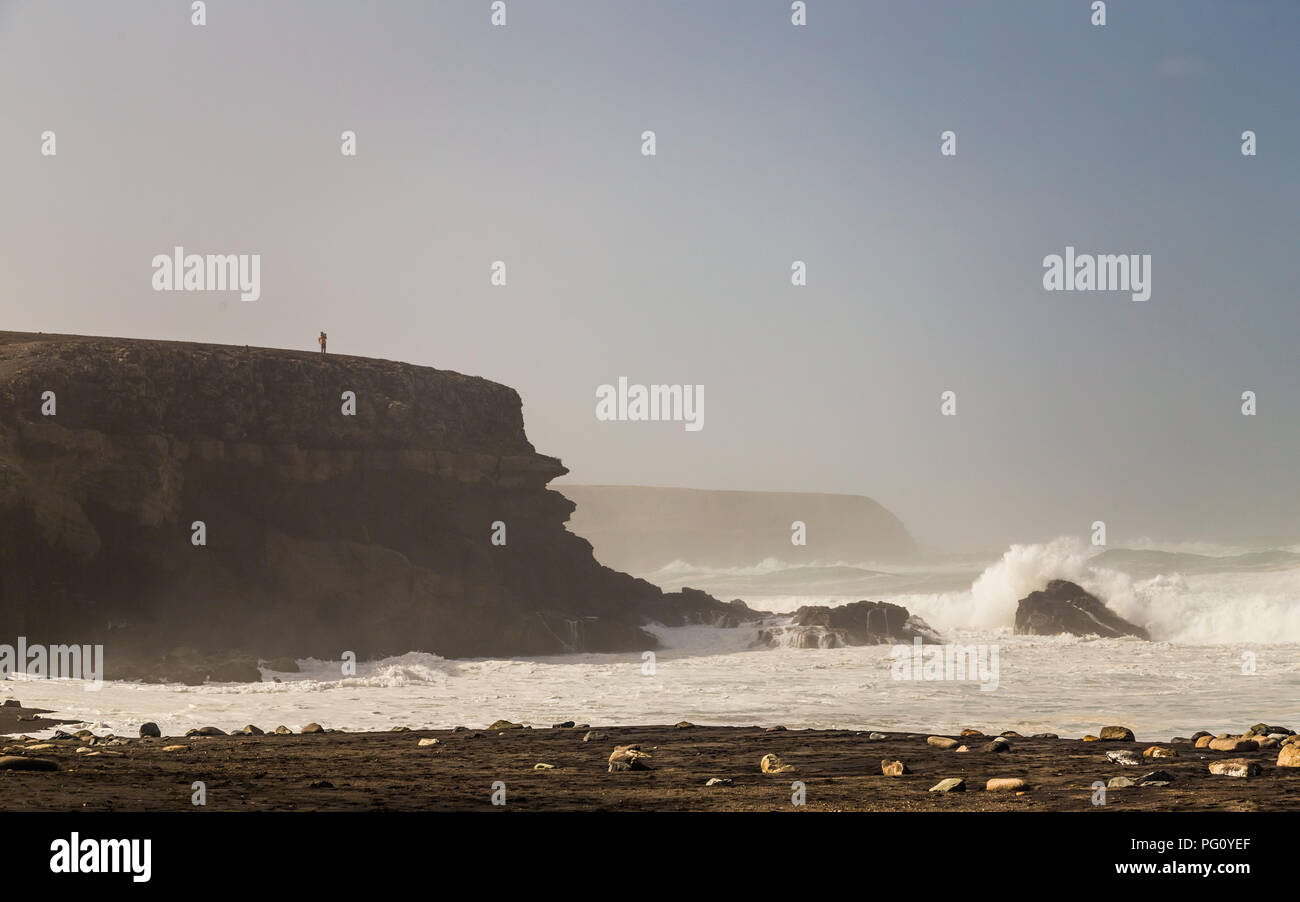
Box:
0 333 750 677
560 485 916 573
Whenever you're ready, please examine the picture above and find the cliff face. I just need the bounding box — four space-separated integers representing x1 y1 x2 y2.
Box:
0 333 745 674
560 485 916 573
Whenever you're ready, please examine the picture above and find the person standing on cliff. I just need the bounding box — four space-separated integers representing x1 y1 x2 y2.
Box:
318 331 327 354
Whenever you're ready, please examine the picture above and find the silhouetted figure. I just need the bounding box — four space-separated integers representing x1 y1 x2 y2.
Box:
318 331 327 354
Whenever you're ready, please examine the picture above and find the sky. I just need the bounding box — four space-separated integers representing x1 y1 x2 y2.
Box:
1 0 1297 551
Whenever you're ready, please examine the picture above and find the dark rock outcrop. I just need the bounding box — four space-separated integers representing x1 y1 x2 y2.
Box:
0 332 755 677
755 599 940 648
1013 580 1148 639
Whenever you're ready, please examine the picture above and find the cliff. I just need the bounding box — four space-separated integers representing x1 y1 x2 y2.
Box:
0 332 748 676
560 485 916 573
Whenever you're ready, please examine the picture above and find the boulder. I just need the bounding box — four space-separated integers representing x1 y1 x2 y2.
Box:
1276 745 1300 768
881 759 910 776
300 723 325 734
1099 726 1135 742
138 722 161 738
1208 737 1257 753
1013 580 1148 639
927 736 959 750
1208 759 1261 778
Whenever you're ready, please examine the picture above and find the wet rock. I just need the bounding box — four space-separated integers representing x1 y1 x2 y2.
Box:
582 731 606 742
1107 776 1137 789
1276 745 1300 768
1195 735 1214 748
980 738 1011 754
764 725 787 733
139 722 161 738
927 736 959 750
705 777 733 786
551 721 575 729
188 726 226 737
881 759 910 776
930 778 966 792
675 721 696 729
301 723 325 734
1031 733 1059 740
1083 735 1100 742
309 780 334 789
488 720 522 731
758 599 942 648
1208 759 1261 778
1099 726 1135 742
1 699 20 707
959 728 984 737
1209 737 1257 752
1106 750 1142 766
985 777 1030 791
242 724 264 736
391 726 411 732
1190 731 1211 744
273 725 292 735
1013 580 1148 639
868 732 888 741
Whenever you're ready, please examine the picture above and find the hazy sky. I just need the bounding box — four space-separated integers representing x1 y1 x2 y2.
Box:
2 1 1297 551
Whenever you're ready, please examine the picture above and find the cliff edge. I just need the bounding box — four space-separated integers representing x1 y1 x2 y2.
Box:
0 332 748 676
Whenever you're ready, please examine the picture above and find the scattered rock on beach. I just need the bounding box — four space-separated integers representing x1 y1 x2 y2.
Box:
960 728 983 737
534 762 555 770
675 721 695 729
552 721 575 729
1195 735 1214 748
927 736 959 750
610 745 652 771
1 699 20 707
1209 737 1257 752
417 738 439 747
242 725 264 735
1143 746 1177 759
980 738 1011 754
985 777 1030 792
582 731 606 742
761 753 796 774
1277 745 1300 768
1209 759 1261 778
1099 726 1135 742
301 723 325 734
0 755 58 771
881 759 910 776
930 778 966 792
1137 770 1174 786
868 732 888 741
274 725 292 735
139 723 161 738
1106 750 1142 766
1108 776 1137 789
706 777 734 787
488 720 522 731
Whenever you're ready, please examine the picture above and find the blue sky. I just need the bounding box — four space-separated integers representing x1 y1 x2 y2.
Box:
2 1 1297 550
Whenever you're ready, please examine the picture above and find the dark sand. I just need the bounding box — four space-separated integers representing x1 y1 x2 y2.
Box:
4 709 1299 811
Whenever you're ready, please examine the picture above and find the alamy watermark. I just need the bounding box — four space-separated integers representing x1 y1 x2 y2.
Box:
0 638 103 689
1042 246 1151 302
151 246 261 301
595 377 703 431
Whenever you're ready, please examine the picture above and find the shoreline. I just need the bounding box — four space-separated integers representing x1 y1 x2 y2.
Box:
2 705 1297 812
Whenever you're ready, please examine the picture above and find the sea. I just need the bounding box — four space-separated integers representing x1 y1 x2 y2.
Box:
6 537 1298 743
